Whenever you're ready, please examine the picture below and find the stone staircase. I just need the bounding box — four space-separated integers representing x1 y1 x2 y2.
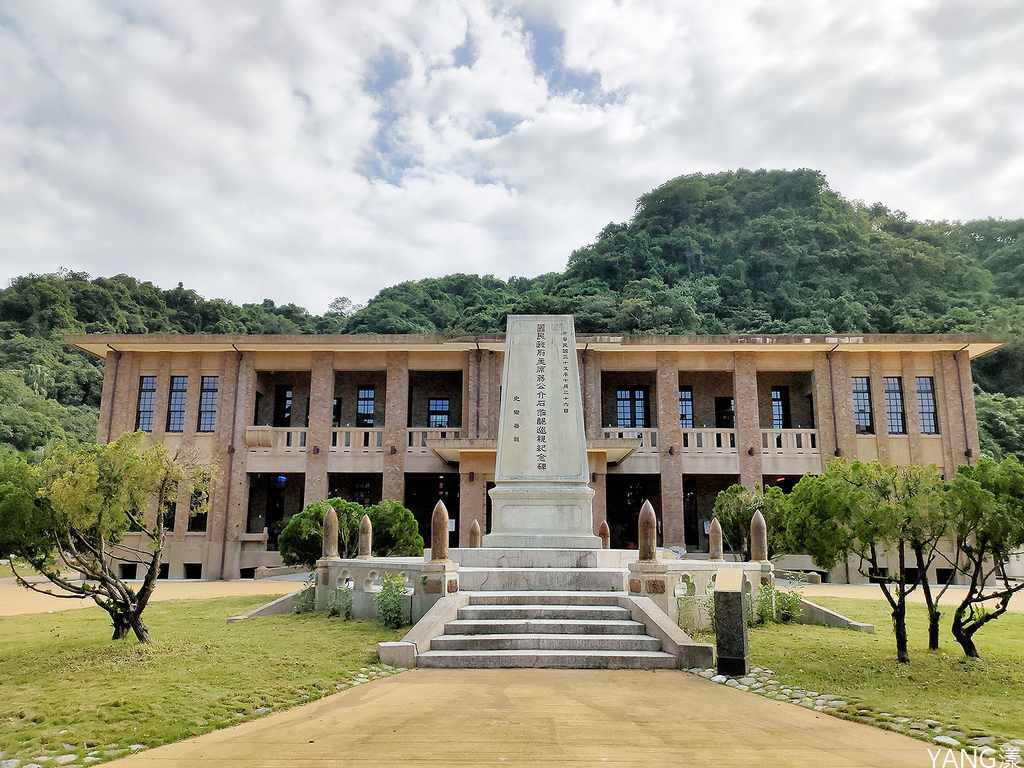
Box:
416 591 678 669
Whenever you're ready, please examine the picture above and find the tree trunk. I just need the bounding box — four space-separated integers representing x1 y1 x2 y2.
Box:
111 613 132 640
928 611 941 651
951 608 980 659
892 599 910 664
130 613 152 644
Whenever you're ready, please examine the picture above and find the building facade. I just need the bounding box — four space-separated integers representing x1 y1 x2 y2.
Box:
68 331 1001 582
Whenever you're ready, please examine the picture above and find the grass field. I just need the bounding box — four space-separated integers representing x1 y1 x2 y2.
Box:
748 595 1024 741
0 595 403 763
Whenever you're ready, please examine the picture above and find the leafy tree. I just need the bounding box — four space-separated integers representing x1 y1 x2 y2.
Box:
0 433 215 642
712 484 789 559
278 497 423 567
943 457 1024 659
787 460 947 663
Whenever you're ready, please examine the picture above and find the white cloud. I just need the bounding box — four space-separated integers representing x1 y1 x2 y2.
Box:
1 0 1022 313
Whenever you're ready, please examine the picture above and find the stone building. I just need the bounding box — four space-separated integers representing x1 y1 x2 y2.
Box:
67 330 1001 583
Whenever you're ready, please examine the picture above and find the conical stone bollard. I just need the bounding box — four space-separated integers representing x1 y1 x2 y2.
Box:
709 517 724 561
357 514 372 559
430 500 450 562
750 510 768 562
638 500 658 562
322 506 339 559
468 518 482 548
598 520 611 550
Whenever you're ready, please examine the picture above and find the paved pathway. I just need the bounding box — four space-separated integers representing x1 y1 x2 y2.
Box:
107 668 935 768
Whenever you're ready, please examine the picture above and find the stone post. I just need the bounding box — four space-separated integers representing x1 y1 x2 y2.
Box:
598 520 610 549
638 500 658 562
714 567 749 676
709 517 724 561
323 506 339 559
357 514 372 559
750 510 767 563
430 500 450 562
469 518 482 548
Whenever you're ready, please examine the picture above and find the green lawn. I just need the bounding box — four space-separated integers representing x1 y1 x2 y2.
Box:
0 596 403 763
749 595 1024 741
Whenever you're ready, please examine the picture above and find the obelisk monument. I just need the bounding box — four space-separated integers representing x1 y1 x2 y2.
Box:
482 315 600 549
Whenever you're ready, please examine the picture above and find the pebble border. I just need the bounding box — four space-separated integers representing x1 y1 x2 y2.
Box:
0 664 410 768
688 665 1024 763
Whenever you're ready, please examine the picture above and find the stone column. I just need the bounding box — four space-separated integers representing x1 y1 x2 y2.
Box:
715 568 750 676
216 350 253 580
590 466 607 535
150 351 172 441
956 350 980 466
458 470 486 545
811 352 837 462
304 351 334 504
111 352 142 436
933 351 957 475
869 352 891 465
656 352 685 548
830 352 856 460
581 348 602 439
382 351 409 502
97 351 121 444
733 352 762 489
901 352 923 465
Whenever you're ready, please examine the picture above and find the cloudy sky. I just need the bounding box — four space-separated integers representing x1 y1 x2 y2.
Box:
1 1 1022 313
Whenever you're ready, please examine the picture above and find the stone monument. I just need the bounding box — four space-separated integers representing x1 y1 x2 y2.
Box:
482 315 601 549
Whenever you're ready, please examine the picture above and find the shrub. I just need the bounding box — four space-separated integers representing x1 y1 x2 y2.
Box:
375 573 408 629
327 587 353 620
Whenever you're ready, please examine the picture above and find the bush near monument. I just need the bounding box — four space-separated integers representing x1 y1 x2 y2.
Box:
278 497 423 567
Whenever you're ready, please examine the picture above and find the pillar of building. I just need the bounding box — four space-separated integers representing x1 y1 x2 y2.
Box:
217 350 253 579
467 348 496 439
868 352 891 465
656 352 685 548
811 352 838 462
937 351 972 473
382 351 409 502
581 348 602 439
589 457 607 535
97 351 121 444
956 350 980 467
830 352 856 459
183 351 203 445
458 471 487 545
901 352 924 465
304 351 334 505
933 351 957 475
150 351 172 443
110 352 142 436
486 350 502 438
733 352 762 489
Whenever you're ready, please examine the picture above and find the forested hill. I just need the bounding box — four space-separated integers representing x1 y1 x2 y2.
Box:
2 169 1023 458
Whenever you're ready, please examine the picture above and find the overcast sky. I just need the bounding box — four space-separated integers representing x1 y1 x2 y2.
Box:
2 1 1022 314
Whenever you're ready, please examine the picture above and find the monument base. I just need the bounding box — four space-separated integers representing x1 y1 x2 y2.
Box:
483 482 601 549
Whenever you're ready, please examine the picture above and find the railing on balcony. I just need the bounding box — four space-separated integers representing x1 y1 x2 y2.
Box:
244 426 307 452
330 428 385 453
407 427 462 453
601 427 659 455
761 429 819 455
679 428 737 454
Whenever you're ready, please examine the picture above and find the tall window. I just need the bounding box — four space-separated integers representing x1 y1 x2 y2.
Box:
187 487 208 533
679 386 693 429
161 480 177 532
352 478 373 506
136 376 157 432
852 377 874 435
884 377 907 434
616 388 649 428
356 387 375 427
197 376 218 432
428 397 450 428
771 386 791 429
916 377 939 434
166 376 188 432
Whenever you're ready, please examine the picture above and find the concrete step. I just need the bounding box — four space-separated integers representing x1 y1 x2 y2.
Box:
430 633 663 652
444 618 647 635
416 649 678 669
464 591 622 606
458 604 632 622
458 567 628 592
